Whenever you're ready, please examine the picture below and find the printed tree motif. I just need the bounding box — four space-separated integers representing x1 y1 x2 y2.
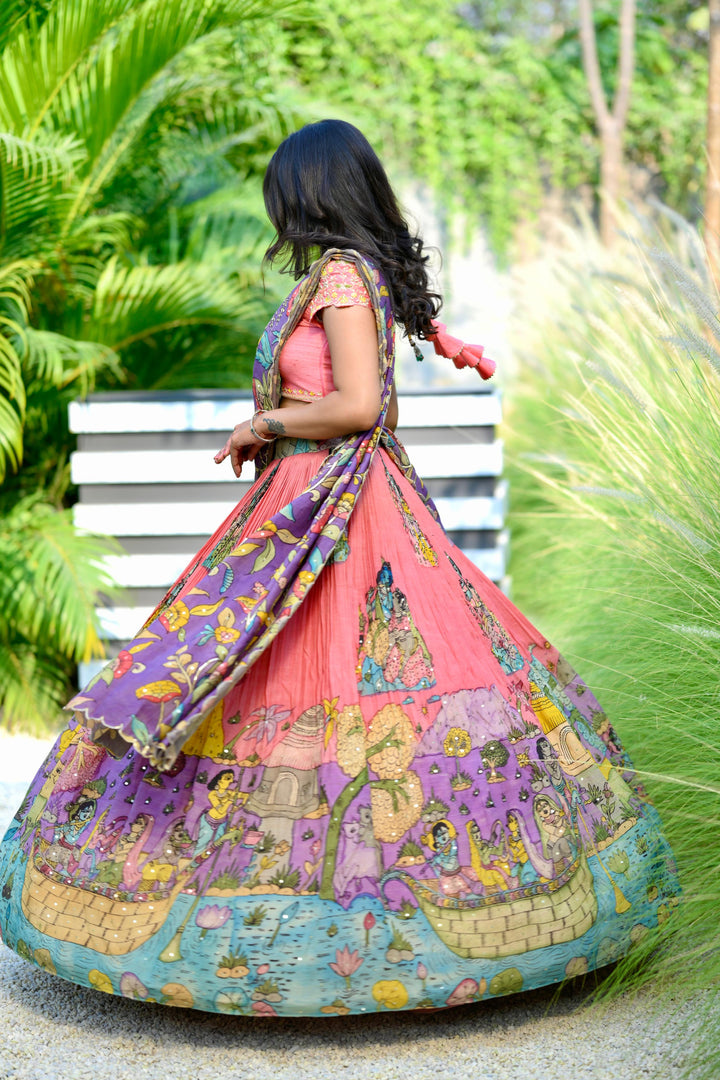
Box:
480 739 510 784
320 703 422 899
443 727 472 788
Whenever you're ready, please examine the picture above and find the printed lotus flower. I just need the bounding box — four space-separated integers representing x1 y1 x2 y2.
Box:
329 946 364 989
372 980 409 1010
159 600 190 632
446 977 483 1007
196 905 232 939
119 972 149 999
366 704 415 779
252 1000 278 1016
364 911 376 947
244 704 292 747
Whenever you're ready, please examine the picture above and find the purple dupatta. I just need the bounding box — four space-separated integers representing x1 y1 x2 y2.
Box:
67 250 440 770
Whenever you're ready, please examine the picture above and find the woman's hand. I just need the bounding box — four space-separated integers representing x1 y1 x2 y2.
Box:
214 419 264 478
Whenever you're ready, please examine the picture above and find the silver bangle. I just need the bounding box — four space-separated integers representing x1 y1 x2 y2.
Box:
249 411 275 443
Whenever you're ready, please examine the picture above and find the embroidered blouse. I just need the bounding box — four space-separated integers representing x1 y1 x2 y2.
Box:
279 260 373 402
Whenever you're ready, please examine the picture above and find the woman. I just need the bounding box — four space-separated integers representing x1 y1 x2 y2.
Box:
0 120 678 1016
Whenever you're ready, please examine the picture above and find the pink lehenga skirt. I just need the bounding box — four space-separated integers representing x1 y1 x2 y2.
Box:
0 439 678 1016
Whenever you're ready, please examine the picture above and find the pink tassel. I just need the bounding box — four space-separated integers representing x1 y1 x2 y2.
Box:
427 320 496 380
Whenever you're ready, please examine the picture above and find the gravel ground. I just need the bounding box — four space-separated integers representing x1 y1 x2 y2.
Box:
0 733 702 1080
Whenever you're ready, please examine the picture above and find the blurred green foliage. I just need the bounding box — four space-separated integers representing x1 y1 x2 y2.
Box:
0 0 305 727
504 210 720 1070
280 0 707 252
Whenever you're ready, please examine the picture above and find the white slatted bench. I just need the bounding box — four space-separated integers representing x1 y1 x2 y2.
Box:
70 388 507 683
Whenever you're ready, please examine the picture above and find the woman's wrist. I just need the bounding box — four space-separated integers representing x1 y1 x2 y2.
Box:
256 410 287 440
249 411 278 444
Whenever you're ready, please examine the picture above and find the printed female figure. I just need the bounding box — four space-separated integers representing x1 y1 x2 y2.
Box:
533 794 578 875
0 117 678 1018
506 810 540 885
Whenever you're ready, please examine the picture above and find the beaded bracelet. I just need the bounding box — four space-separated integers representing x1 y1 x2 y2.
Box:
249 411 275 444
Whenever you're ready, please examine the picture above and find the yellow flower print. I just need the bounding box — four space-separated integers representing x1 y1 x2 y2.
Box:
372 980 408 1010
336 492 356 516
214 606 241 643
159 599 190 632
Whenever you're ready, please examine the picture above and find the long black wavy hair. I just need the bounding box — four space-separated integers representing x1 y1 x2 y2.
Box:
263 120 441 338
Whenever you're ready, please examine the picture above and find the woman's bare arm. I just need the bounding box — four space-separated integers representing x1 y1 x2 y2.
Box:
261 306 381 438
215 305 384 476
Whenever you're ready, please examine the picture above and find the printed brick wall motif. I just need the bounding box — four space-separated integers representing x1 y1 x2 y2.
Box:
21 859 181 956
389 855 597 960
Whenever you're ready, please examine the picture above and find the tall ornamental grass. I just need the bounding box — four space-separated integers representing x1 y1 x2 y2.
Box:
504 209 720 1077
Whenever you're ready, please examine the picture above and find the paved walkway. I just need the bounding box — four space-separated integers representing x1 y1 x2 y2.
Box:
0 733 698 1080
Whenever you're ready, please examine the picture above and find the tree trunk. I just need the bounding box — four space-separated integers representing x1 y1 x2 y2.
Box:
578 0 636 246
706 0 720 284
599 119 623 246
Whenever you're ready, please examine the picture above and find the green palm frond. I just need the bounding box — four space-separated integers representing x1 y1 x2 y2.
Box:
0 495 120 663
0 638 76 733
0 129 83 176
56 0 299 228
88 255 264 353
0 0 135 132
0 133 84 260
183 183 275 276
0 0 305 731
64 209 139 254
22 327 122 394
0 259 31 480
131 323 259 389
